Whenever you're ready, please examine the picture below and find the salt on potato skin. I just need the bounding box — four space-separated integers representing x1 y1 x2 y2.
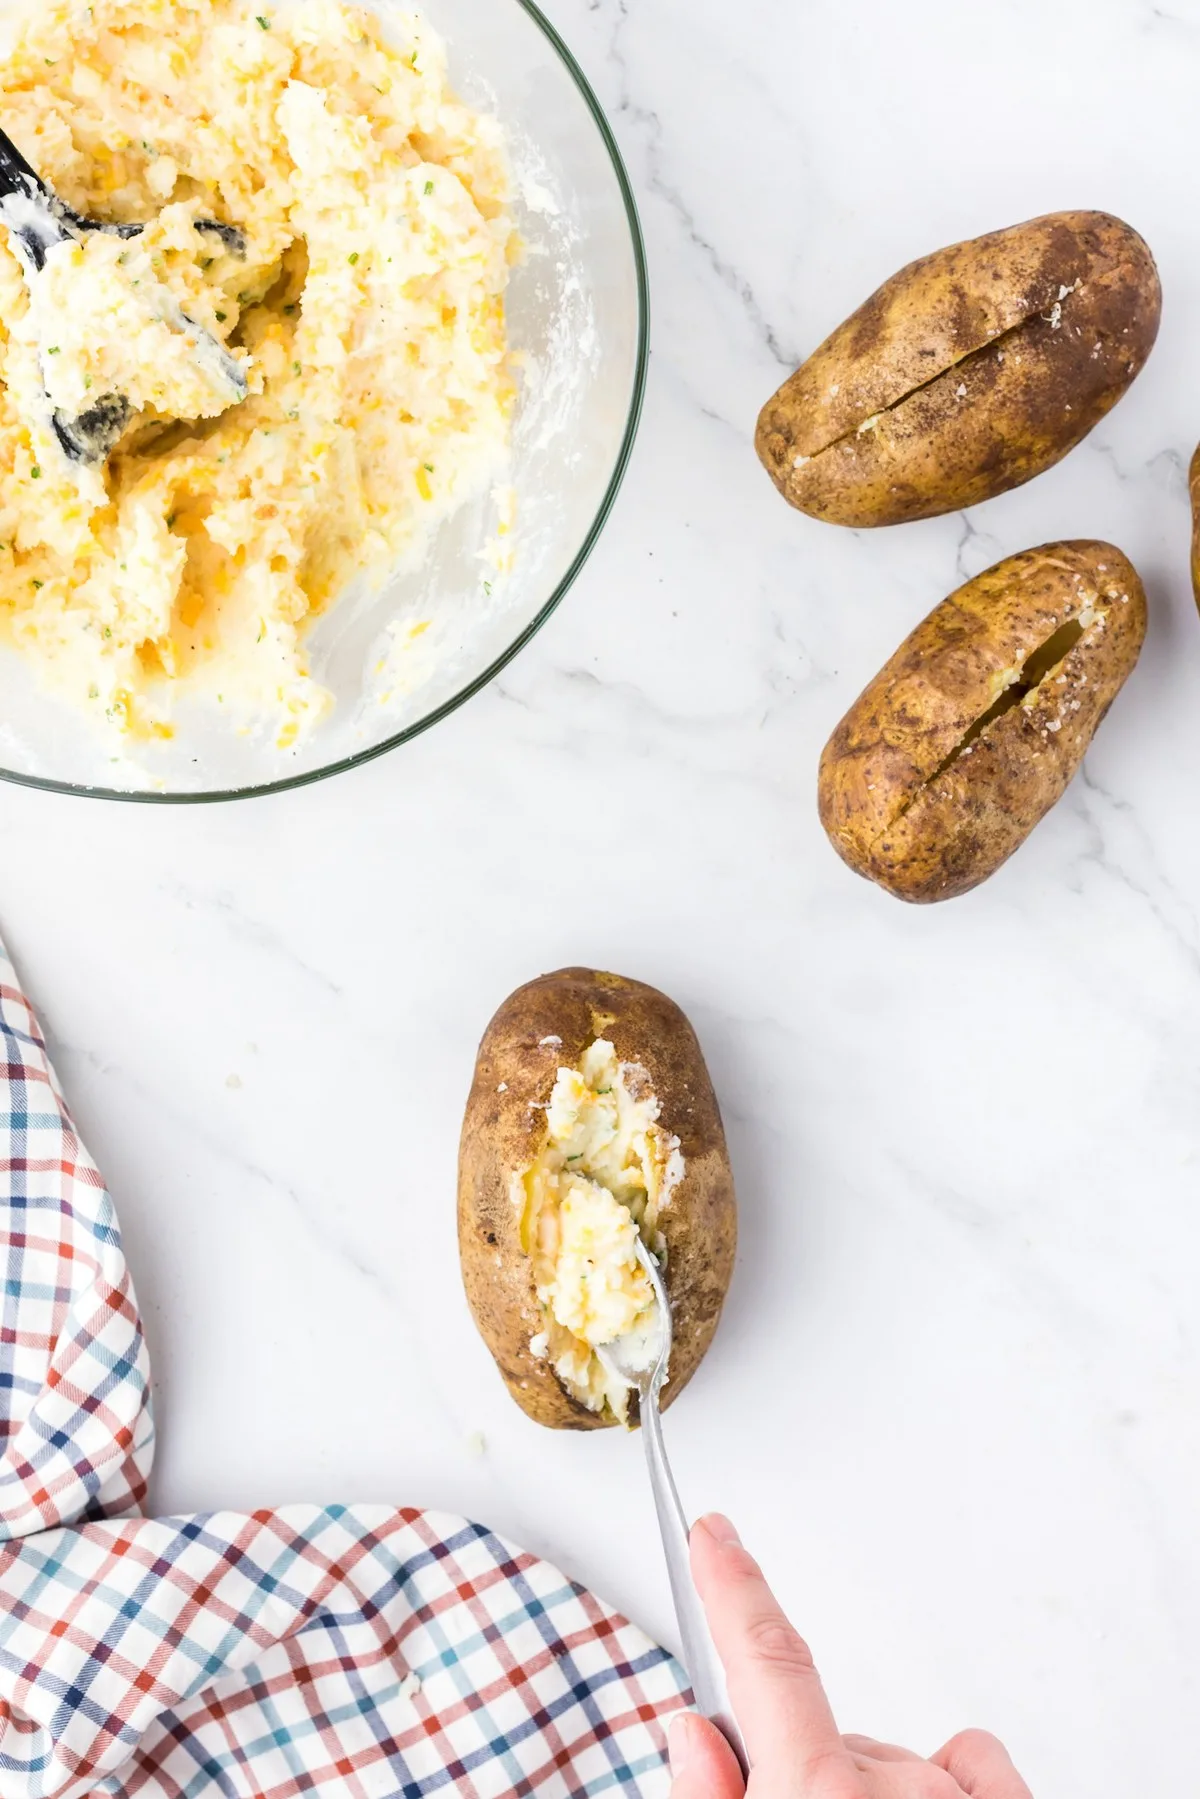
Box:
0 0 515 743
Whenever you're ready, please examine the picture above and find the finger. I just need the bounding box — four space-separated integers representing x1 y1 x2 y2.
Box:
932 1730 1033 1798
690 1515 847 1781
843 1733 924 1764
668 1712 746 1799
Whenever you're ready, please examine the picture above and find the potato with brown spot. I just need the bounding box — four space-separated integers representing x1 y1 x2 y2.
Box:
757 212 1161 527
458 968 737 1430
818 542 1147 902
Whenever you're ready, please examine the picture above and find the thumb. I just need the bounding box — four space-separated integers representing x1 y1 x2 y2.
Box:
669 1712 745 1799
933 1730 1033 1797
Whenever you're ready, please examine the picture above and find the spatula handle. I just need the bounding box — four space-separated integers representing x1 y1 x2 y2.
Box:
0 125 51 205
640 1393 750 1778
0 125 73 271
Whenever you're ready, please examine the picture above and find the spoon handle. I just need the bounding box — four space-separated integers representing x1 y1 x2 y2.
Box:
640 1393 750 1777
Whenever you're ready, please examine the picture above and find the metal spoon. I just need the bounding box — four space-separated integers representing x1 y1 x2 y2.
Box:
598 1238 750 1778
0 125 248 464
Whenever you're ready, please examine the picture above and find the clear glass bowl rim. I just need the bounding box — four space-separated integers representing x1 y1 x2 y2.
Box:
0 0 650 806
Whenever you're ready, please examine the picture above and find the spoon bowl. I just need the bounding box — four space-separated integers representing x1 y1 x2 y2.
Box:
596 1237 673 1400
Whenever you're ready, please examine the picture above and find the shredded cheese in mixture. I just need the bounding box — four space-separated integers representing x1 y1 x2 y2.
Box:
515 1040 684 1424
0 0 514 743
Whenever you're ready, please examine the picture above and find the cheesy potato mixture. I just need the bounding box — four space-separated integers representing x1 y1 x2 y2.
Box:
0 0 514 742
514 1040 684 1422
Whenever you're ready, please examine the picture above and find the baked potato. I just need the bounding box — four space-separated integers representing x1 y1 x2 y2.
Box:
819 541 1147 902
459 968 737 1430
757 211 1162 527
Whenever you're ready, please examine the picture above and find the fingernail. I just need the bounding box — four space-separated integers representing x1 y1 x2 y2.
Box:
668 1711 701 1775
698 1513 741 1546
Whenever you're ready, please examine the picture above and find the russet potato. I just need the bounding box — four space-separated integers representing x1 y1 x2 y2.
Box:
818 542 1147 902
758 212 1161 527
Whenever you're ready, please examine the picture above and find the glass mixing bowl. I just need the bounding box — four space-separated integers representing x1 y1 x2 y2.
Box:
0 0 648 802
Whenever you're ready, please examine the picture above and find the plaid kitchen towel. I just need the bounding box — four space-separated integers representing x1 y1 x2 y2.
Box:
0 938 689 1799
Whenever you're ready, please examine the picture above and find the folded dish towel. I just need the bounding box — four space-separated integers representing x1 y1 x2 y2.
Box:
0 937 688 1798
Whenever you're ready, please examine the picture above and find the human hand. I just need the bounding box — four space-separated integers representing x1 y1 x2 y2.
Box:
668 1516 1033 1798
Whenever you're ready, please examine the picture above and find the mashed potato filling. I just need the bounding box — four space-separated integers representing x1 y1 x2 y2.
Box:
0 0 514 743
514 1040 684 1423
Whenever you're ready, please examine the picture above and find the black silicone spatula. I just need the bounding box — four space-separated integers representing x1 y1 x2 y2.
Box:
0 124 248 463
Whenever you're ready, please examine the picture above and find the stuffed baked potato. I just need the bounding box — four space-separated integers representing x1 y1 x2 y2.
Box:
458 968 737 1430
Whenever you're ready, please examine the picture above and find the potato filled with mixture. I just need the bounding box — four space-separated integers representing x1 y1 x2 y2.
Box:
0 0 514 743
459 969 738 1431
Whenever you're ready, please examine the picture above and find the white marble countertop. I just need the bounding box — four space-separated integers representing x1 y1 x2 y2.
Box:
1 0 1197 1790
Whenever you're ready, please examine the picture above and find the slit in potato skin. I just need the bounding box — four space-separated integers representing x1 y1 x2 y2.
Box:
901 614 1089 812
796 302 1072 469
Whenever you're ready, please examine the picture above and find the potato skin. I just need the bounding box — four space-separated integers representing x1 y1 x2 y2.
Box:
819 542 1147 903
757 212 1161 527
458 969 737 1430
1190 445 1200 611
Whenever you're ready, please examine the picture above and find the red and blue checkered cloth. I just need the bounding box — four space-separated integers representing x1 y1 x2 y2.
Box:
0 938 688 1797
